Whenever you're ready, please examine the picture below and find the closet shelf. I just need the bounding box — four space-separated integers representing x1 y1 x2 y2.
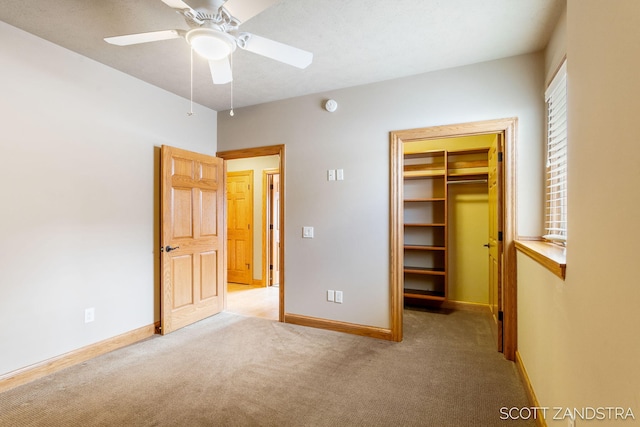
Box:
403 170 446 179
404 198 446 202
404 150 447 159
447 177 488 185
447 147 490 155
448 149 489 178
404 289 446 301
404 223 446 227
449 170 488 178
404 266 446 275
404 245 446 251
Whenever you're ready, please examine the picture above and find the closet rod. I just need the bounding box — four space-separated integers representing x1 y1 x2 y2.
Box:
446 179 488 185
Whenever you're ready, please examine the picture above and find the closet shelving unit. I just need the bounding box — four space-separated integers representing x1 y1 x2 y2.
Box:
403 147 489 303
447 148 491 184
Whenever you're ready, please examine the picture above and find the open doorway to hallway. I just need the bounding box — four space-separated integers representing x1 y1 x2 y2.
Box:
217 145 285 322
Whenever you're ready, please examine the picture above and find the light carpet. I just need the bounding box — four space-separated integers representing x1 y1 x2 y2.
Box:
0 308 534 426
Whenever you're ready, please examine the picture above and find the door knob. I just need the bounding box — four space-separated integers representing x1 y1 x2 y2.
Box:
165 245 180 252
483 243 490 248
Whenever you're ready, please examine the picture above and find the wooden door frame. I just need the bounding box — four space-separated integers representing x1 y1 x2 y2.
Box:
390 118 518 360
263 169 280 287
217 145 285 322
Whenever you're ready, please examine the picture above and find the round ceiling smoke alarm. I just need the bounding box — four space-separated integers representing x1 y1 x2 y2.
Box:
324 99 338 112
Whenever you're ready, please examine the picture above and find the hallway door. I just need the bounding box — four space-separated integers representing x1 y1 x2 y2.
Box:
227 170 253 285
266 172 280 286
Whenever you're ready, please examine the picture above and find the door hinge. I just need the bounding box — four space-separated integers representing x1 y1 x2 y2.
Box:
246 263 250 269
498 231 503 242
498 311 504 321
270 184 274 190
269 264 273 270
269 224 274 230
498 152 503 162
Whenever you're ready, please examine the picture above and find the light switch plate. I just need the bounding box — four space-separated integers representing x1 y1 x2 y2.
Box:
327 169 336 181
327 290 335 302
302 226 314 238
335 291 343 303
85 307 95 323
337 169 344 180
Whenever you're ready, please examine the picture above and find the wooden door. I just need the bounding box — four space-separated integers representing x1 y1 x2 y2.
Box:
268 173 280 286
488 135 503 351
161 145 225 335
227 171 253 285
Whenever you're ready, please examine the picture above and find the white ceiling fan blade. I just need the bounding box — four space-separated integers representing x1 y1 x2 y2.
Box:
161 0 193 10
239 33 312 69
105 30 182 46
209 58 233 84
223 0 280 24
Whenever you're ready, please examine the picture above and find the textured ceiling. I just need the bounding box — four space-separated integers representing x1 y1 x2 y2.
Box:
0 0 564 111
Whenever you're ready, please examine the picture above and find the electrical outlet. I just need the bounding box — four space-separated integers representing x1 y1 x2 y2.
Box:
336 169 344 180
84 307 95 323
335 291 343 303
327 290 335 302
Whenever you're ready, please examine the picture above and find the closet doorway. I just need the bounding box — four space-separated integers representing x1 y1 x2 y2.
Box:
390 118 517 360
217 145 285 322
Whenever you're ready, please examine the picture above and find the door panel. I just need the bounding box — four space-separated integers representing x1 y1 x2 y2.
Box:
172 255 194 308
227 171 253 284
161 145 225 334
488 135 503 351
172 189 193 238
200 191 218 236
200 251 218 299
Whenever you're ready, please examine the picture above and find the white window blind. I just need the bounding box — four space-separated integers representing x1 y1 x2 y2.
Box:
544 61 567 243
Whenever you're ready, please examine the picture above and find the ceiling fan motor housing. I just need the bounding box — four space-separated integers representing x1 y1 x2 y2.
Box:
186 27 237 60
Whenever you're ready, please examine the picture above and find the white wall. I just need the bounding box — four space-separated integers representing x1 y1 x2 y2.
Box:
544 2 567 85
518 1 640 424
218 53 545 328
0 22 217 376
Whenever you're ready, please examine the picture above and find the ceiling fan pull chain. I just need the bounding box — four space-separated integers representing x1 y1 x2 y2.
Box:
230 50 235 117
188 46 194 116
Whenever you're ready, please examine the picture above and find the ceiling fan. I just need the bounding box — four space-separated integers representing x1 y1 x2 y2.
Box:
104 0 313 85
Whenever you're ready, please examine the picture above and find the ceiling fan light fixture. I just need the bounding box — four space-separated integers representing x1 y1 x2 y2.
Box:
186 28 236 60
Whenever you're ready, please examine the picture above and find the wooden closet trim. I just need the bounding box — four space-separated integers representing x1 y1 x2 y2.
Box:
390 118 518 361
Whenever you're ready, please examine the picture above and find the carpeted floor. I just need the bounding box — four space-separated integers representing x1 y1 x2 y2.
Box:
0 308 534 426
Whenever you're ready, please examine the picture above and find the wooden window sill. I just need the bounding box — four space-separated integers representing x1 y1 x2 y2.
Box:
515 240 566 280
